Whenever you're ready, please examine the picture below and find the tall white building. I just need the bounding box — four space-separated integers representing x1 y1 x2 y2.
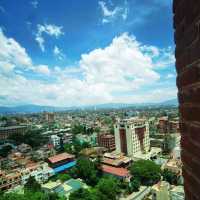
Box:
114 118 150 158
50 135 60 148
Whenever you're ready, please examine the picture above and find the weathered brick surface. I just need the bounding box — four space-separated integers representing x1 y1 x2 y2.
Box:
174 0 200 199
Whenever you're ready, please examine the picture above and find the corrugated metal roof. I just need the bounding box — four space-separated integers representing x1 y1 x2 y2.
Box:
53 161 76 173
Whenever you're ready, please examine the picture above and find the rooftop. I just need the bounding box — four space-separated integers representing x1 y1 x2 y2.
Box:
42 181 61 190
101 165 129 177
0 126 27 131
48 153 75 164
53 161 76 173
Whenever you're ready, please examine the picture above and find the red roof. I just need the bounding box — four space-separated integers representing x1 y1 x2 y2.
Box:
101 165 129 177
48 153 74 164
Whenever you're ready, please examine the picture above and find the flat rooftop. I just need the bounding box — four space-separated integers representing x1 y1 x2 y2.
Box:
102 165 129 177
0 126 27 131
48 153 75 164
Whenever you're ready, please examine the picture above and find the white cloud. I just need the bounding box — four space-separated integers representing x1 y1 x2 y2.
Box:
34 65 50 75
0 32 176 106
31 1 38 8
0 28 32 74
80 33 160 93
53 46 65 60
0 28 52 77
35 24 64 51
98 1 128 24
166 73 175 79
141 45 175 68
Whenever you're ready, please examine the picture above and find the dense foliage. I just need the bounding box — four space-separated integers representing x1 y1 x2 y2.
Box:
64 139 91 156
69 177 120 200
69 156 99 185
0 145 12 157
0 177 62 200
9 128 48 148
162 169 178 185
130 160 161 186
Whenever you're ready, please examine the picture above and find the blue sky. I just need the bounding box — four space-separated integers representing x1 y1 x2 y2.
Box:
0 0 176 107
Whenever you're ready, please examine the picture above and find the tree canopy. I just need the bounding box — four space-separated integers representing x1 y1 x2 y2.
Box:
130 160 161 186
70 156 99 185
162 169 178 185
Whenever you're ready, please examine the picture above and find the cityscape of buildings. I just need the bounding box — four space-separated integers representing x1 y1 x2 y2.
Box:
0 107 184 199
1 0 200 199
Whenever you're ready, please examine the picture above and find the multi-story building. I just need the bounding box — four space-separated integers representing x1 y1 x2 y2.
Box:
21 162 54 184
97 133 115 151
151 181 170 200
158 117 169 134
47 153 76 174
0 170 22 191
50 135 60 148
114 118 150 158
44 112 55 123
62 133 73 144
0 126 27 140
157 117 179 134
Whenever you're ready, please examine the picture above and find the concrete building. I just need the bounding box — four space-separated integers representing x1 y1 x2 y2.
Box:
97 133 115 151
101 165 129 180
47 153 76 174
157 117 179 135
0 126 27 140
21 162 54 184
170 186 185 200
0 170 22 191
114 118 150 158
42 178 87 198
63 133 73 144
151 181 170 200
44 112 55 123
50 135 60 148
158 117 169 134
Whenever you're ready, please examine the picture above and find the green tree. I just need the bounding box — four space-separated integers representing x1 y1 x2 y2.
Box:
0 145 12 157
57 173 71 182
24 176 41 192
95 177 120 200
162 169 178 185
129 178 140 193
69 188 92 200
130 160 161 186
9 128 48 148
73 156 98 185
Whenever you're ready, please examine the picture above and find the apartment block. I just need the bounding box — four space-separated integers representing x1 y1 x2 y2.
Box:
114 118 150 157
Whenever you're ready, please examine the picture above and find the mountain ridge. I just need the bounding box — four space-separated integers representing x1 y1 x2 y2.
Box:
0 99 178 114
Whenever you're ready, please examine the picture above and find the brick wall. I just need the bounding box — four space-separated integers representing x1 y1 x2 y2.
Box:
173 0 200 199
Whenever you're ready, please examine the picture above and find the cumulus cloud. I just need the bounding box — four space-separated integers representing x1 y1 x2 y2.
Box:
35 24 64 51
99 1 128 24
0 28 32 74
80 33 160 92
0 31 176 106
34 65 50 75
0 28 51 76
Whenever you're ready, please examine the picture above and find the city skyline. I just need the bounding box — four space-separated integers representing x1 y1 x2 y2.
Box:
0 0 176 107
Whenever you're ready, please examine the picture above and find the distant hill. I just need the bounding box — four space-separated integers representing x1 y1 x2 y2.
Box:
0 104 68 114
160 98 178 106
0 99 178 114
